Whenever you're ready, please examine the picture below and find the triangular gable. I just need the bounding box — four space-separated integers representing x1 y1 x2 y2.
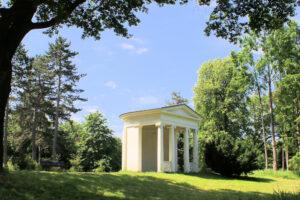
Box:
162 104 201 120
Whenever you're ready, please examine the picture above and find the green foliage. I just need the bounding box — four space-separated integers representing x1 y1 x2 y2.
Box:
290 153 300 176
11 155 41 171
69 156 83 172
2 1 296 42
95 156 112 172
204 132 260 176
202 1 298 42
6 161 17 172
193 57 258 175
79 111 120 172
193 57 252 138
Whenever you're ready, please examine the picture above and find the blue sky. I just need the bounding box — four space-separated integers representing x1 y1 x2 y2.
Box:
22 2 300 138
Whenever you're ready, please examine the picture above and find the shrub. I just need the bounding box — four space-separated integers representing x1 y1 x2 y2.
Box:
204 132 259 176
69 157 83 172
290 153 300 176
12 155 39 170
95 156 112 172
6 160 18 171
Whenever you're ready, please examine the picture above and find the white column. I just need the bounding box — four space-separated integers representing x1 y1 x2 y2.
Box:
175 129 178 172
122 127 127 170
184 127 190 173
157 123 164 172
193 128 199 173
138 126 143 172
169 125 176 172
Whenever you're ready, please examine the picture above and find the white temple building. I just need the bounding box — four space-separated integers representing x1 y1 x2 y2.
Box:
120 104 201 173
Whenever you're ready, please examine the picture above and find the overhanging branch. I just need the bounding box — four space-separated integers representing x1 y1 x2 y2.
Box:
30 17 57 29
30 0 85 30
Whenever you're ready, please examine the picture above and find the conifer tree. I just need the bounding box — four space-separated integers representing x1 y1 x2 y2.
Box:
15 54 54 161
46 37 86 161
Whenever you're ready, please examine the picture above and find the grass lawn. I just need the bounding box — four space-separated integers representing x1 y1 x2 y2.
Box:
1 170 300 200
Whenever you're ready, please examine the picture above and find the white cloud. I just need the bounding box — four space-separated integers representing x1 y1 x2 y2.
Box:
105 81 117 89
120 43 135 50
131 37 146 44
136 48 149 55
120 43 149 55
93 46 113 55
133 96 158 105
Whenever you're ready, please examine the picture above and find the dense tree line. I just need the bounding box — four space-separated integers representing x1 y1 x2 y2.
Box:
193 21 300 176
3 37 121 172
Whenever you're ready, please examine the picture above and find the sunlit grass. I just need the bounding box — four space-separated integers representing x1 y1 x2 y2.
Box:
0 170 299 200
251 169 300 180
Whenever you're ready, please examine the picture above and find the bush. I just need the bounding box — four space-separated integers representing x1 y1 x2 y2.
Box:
12 155 40 170
69 157 83 172
290 153 300 176
95 156 112 172
6 160 18 171
204 132 259 176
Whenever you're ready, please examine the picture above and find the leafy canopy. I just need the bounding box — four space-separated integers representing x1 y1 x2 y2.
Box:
1 0 298 42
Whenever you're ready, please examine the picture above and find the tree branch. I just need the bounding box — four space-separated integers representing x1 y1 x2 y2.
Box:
30 0 85 30
30 17 57 29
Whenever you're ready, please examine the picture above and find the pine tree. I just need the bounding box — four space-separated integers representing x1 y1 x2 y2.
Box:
3 44 30 166
46 37 86 161
15 54 54 161
166 92 189 106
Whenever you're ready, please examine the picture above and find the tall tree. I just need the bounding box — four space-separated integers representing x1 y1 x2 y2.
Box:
3 44 30 166
232 36 270 168
80 111 116 171
30 55 54 161
0 0 298 170
193 57 252 138
166 92 189 106
15 54 54 161
231 21 300 170
46 37 86 161
193 57 258 176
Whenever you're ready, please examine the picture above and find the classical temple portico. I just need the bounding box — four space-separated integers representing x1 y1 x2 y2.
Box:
120 104 201 173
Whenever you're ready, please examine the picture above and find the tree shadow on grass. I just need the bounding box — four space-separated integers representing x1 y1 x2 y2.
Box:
1 171 274 200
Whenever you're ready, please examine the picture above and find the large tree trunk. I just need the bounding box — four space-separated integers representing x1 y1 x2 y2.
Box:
260 104 268 169
0 50 13 171
285 134 289 171
282 148 285 171
38 143 41 163
255 70 268 169
3 100 9 167
267 64 277 171
0 65 11 171
32 108 37 161
52 67 62 161
286 150 289 171
0 1 37 171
